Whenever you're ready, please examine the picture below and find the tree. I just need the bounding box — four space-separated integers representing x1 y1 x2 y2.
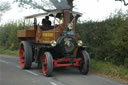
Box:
115 0 128 6
14 0 74 11
0 1 11 22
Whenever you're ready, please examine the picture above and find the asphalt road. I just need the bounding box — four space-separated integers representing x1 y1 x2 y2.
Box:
0 55 127 85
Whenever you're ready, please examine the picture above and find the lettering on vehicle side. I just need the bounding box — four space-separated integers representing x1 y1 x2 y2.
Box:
42 33 53 37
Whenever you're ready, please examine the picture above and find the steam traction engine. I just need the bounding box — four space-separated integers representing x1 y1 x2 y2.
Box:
17 9 90 76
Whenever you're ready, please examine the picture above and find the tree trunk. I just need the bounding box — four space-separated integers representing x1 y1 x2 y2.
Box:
67 0 73 10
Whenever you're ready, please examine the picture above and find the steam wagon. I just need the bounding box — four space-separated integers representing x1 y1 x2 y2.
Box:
17 9 90 76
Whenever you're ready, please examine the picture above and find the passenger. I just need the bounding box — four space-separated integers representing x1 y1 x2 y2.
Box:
45 16 51 26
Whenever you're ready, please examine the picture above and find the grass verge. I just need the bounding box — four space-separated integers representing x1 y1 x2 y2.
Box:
91 59 128 83
0 48 18 56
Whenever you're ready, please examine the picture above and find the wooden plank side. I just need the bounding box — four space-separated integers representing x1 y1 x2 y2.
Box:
39 31 61 44
36 24 65 43
17 30 36 38
17 30 26 37
39 37 53 44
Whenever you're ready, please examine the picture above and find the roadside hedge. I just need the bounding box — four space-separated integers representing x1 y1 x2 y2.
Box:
77 13 128 67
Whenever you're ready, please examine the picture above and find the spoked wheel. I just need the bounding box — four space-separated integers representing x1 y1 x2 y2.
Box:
42 52 53 77
19 47 25 68
19 41 32 69
79 50 90 75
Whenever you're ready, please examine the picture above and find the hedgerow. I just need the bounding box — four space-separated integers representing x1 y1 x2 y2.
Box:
77 12 128 67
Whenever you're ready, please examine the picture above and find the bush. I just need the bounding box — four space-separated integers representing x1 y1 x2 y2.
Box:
0 20 30 50
76 12 128 67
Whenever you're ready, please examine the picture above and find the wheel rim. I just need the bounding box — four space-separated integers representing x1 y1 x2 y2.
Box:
81 62 86 73
79 51 89 74
19 48 24 68
42 54 48 75
79 56 89 74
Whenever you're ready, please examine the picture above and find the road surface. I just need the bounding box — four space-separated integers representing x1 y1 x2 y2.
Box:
0 55 127 85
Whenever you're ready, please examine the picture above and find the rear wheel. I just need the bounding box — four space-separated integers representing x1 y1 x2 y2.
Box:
79 50 90 75
42 52 53 77
19 41 32 69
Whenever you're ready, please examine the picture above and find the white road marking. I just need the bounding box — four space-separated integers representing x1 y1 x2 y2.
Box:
25 70 38 76
0 59 9 64
50 82 58 85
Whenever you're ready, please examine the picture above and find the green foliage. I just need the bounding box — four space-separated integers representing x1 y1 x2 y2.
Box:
77 11 128 67
0 20 30 50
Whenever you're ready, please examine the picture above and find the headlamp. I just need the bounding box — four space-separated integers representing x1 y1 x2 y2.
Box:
51 40 57 47
77 40 83 46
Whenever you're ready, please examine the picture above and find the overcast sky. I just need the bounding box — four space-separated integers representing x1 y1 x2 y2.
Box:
1 0 128 24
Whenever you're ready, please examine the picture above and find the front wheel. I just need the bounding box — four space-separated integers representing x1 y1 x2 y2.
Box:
79 50 90 75
42 52 53 77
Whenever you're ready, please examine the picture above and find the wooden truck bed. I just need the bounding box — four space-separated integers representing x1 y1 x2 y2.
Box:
17 30 36 38
17 30 36 41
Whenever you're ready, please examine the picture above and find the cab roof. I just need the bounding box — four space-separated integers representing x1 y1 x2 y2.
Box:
25 10 82 19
